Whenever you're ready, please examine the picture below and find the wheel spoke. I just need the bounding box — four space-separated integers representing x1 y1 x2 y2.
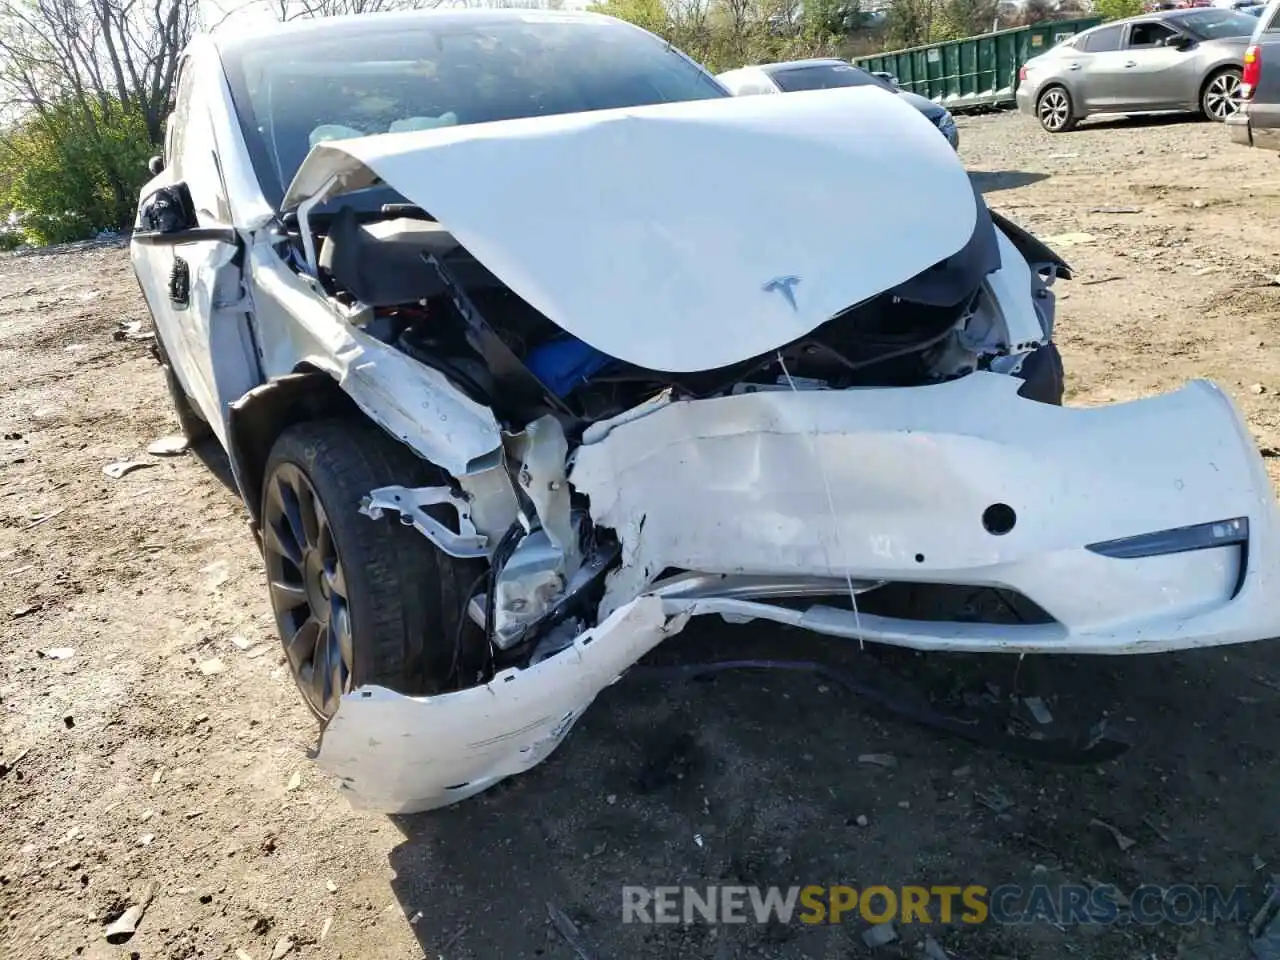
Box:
275 474 309 556
285 617 321 672
330 647 345 711
299 482 322 552
313 623 333 712
316 503 334 565
264 516 303 568
325 558 348 600
332 599 354 673
315 500 344 598
269 578 308 614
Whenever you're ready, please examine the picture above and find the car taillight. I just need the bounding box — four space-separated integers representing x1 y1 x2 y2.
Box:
1243 44 1261 99
1018 65 1027 82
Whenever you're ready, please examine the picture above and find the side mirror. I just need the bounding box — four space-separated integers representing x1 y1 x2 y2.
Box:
148 155 164 177
132 182 237 247
1169 35 1195 51
138 183 196 234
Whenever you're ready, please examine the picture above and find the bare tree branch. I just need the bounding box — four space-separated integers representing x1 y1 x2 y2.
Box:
0 0 197 142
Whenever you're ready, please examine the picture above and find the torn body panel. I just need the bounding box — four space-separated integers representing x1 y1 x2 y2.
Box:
246 240 503 475
316 595 687 813
569 373 1280 653
360 485 487 557
315 372 1280 813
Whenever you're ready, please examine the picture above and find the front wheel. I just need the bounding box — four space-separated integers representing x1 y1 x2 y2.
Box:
1036 86 1077 133
260 418 486 721
1202 68 1243 122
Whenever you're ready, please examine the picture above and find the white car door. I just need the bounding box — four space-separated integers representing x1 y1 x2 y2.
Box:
131 50 245 445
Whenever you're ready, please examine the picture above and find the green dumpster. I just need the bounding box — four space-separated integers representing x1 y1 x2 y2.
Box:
853 18 1101 112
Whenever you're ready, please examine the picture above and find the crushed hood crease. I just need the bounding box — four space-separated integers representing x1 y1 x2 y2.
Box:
284 86 979 373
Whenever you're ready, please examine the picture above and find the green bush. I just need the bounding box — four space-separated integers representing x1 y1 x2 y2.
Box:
933 0 999 40
0 99 153 246
1094 0 1144 21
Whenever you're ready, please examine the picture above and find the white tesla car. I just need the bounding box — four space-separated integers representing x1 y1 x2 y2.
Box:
131 8 1280 814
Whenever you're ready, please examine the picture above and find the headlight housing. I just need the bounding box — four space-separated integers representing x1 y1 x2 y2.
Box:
1085 518 1249 559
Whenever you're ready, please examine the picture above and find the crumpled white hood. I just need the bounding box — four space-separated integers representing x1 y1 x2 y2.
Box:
285 87 978 372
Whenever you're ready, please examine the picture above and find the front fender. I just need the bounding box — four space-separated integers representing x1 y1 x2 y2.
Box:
225 371 357 526
245 240 503 475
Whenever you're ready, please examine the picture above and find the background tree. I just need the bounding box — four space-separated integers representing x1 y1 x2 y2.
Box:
1094 0 1144 20
803 0 863 37
252 0 446 21
885 0 937 46
935 0 997 39
0 0 198 241
588 0 668 33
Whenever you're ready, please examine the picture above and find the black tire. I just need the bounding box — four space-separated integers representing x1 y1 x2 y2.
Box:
1036 86 1078 133
152 328 214 444
1201 68 1243 123
260 418 486 721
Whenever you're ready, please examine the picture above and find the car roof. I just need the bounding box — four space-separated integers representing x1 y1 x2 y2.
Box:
209 8 624 57
757 58 854 75
1081 7 1215 28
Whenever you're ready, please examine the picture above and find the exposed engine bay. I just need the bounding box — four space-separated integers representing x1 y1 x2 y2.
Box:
302 188 1056 428
282 177 1066 689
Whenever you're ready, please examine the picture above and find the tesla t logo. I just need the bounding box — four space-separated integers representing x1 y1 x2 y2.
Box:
763 275 801 312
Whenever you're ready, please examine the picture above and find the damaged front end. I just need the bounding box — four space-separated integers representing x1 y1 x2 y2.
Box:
267 89 1280 812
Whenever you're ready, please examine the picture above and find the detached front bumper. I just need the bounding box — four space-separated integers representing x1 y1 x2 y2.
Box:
571 373 1280 655
318 374 1280 812
317 596 687 813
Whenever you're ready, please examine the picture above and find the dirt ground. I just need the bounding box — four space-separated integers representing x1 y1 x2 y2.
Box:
4 110 1280 960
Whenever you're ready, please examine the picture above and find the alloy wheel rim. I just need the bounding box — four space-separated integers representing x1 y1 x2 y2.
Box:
1039 91 1068 131
1206 74 1241 120
262 463 353 719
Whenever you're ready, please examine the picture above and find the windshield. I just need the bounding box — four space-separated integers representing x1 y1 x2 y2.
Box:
1176 9 1258 38
770 63 896 94
220 16 726 209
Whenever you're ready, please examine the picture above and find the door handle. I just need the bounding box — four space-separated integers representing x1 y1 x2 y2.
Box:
1125 61 1137 67
1068 62 1082 70
168 257 190 308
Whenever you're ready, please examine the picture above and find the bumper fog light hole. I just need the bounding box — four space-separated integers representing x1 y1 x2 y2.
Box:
983 503 1017 536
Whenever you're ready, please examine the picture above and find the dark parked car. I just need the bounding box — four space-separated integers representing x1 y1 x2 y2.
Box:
716 59 960 149
1227 0 1280 148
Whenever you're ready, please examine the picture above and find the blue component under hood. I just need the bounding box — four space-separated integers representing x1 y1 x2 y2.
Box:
525 183 1000 398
